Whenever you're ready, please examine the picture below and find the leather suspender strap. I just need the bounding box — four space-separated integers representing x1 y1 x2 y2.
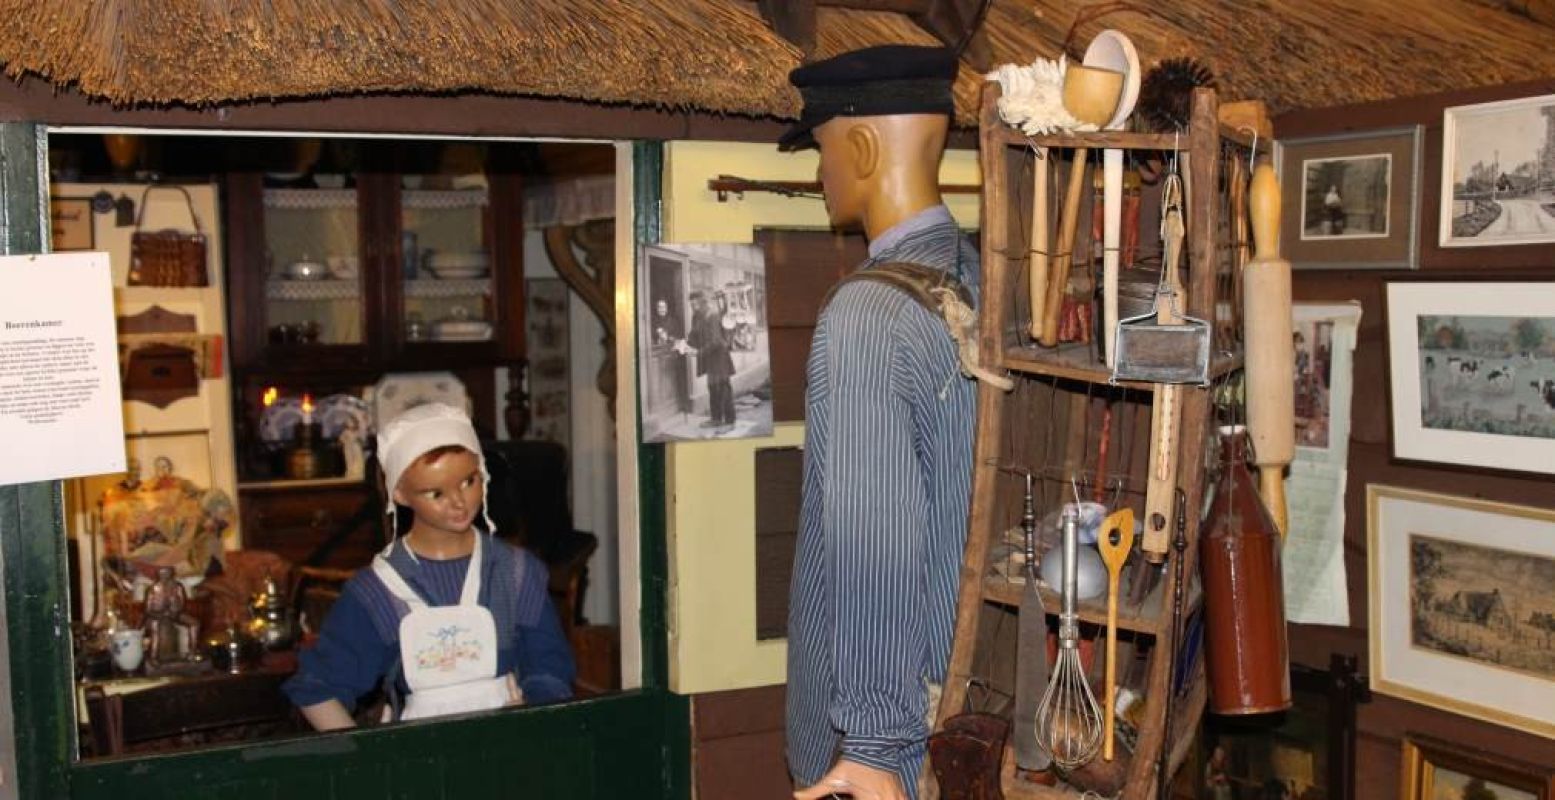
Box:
821 261 972 318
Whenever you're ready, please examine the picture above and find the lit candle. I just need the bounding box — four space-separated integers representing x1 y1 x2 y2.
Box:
301 393 314 426
262 386 278 408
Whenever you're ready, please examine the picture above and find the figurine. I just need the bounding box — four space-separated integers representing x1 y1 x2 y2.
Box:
339 416 366 481
143 566 194 665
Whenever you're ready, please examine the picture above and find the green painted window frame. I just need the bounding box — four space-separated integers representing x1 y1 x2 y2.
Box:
0 126 686 800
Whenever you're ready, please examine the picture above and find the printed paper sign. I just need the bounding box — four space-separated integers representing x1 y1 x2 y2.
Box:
0 252 125 485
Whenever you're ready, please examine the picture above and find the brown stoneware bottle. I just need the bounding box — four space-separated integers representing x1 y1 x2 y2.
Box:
1200 425 1291 715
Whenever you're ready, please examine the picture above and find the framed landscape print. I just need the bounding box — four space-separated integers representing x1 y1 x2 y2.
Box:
1439 93 1555 247
1385 282 1555 475
1368 485 1555 740
1275 127 1420 269
1401 735 1554 800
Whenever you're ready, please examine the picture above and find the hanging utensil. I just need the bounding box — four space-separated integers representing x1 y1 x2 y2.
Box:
1029 148 1052 339
1157 490 1189 800
1083 31 1141 368
1244 158 1295 538
1012 472 1053 773
1096 507 1134 762
1035 506 1104 771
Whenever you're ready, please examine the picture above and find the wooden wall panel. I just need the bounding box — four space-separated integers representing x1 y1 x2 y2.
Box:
757 228 869 422
692 686 791 800
1278 78 1555 798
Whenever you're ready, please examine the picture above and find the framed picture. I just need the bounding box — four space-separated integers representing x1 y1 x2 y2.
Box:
49 196 95 252
524 278 571 450
1368 484 1555 740
1187 656 1368 800
1385 281 1555 475
1439 93 1555 248
1400 735 1554 800
1275 127 1421 269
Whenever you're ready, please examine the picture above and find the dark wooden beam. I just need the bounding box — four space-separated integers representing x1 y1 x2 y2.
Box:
911 0 992 71
757 0 817 59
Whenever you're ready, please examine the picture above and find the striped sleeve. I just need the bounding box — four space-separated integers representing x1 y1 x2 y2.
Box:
821 285 933 773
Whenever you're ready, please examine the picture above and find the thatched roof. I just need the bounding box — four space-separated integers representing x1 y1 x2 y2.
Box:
2 0 1554 122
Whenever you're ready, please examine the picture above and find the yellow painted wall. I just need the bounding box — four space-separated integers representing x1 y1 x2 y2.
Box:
660 141 982 694
663 140 979 244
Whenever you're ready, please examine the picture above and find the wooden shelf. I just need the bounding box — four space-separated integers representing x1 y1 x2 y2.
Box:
981 574 1201 637
1002 343 1242 390
986 124 1184 152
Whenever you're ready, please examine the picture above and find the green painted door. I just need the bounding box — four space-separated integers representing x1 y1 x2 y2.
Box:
0 124 687 800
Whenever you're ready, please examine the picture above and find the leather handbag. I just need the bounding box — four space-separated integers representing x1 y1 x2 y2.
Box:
128 185 208 287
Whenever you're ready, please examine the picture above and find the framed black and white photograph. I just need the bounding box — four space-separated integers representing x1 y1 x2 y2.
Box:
637 242 772 443
1385 282 1555 475
1439 93 1555 248
1368 484 1555 741
524 278 571 450
49 196 95 252
1276 127 1421 269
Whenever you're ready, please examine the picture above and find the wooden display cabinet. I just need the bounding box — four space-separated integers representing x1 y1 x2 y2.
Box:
223 144 525 568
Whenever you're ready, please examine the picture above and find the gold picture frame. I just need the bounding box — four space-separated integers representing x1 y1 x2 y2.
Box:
1400 735 1554 800
1368 484 1555 738
50 196 95 252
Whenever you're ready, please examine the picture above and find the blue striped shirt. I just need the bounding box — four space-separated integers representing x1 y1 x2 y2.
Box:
786 205 979 796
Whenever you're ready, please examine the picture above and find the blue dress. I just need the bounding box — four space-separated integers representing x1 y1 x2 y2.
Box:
284 533 575 714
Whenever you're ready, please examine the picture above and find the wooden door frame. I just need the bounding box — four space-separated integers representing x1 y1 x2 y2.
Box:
0 123 686 799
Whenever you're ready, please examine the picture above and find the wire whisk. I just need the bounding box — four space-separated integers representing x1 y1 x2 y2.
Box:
1034 505 1105 771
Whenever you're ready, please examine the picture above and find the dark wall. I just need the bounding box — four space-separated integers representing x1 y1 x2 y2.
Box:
1277 76 1555 797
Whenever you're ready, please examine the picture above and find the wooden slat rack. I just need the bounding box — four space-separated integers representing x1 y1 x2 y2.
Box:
931 84 1249 799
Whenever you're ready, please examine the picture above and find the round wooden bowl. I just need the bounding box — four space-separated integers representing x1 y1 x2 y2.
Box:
1062 64 1124 127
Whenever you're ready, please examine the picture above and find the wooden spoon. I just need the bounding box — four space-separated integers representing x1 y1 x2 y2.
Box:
1096 507 1135 761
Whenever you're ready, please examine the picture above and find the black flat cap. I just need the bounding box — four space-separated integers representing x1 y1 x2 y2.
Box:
778 45 959 152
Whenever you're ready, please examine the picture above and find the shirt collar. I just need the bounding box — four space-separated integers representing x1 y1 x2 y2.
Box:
867 204 955 259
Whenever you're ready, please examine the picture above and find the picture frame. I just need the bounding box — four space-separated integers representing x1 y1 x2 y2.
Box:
1368 484 1555 740
1400 735 1554 800
1186 655 1369 800
1385 281 1555 475
1275 127 1421 269
49 196 95 252
1439 93 1555 248
524 277 571 450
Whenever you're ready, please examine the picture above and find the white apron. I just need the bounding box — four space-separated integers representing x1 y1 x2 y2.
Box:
371 535 516 721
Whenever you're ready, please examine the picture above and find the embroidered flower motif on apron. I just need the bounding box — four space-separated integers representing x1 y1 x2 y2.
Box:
372 534 517 721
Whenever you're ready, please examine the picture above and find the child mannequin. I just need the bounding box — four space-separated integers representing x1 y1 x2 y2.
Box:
284 403 575 730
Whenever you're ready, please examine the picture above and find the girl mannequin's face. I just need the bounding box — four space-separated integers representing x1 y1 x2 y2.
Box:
392 448 484 539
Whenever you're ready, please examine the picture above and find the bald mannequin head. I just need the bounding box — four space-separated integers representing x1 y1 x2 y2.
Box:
813 112 950 240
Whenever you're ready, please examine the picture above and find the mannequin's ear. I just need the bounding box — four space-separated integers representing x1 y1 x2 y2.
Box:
391 485 407 507
845 123 880 180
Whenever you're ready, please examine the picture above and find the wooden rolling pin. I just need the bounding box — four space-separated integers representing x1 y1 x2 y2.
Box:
1243 160 1294 537
1029 148 1051 338
1040 149 1089 347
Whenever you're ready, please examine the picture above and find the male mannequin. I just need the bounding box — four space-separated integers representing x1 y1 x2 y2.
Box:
781 46 976 800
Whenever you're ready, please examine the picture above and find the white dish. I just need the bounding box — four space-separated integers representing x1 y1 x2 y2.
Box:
284 260 330 281
431 320 493 340
427 251 490 271
425 266 490 280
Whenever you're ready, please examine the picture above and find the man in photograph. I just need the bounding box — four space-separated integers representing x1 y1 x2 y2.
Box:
678 290 736 431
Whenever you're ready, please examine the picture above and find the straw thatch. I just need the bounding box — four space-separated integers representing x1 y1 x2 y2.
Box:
0 0 1553 120
0 0 803 115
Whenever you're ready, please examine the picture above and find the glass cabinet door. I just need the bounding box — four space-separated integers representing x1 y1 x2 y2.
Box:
399 178 493 344
261 188 364 346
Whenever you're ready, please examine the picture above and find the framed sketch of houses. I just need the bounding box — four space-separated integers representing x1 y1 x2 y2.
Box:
1440 93 1555 247
1385 282 1555 475
1368 484 1555 740
1275 127 1421 269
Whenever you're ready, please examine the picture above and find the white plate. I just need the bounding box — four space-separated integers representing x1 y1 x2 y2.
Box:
426 266 490 280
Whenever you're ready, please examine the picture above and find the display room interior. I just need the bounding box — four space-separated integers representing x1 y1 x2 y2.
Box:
0 1 1554 799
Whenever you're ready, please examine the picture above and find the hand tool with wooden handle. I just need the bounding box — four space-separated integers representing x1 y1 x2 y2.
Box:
1243 159 1294 537
1102 148 1123 367
1029 148 1051 338
1096 507 1134 762
1141 177 1186 562
1012 473 1052 772
1040 150 1089 347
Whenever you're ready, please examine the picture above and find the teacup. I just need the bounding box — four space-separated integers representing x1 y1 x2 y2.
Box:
109 628 144 673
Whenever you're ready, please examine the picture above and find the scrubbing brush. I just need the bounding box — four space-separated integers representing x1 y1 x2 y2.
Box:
1137 57 1216 132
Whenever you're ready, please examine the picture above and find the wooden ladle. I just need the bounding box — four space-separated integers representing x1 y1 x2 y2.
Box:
1096 506 1135 761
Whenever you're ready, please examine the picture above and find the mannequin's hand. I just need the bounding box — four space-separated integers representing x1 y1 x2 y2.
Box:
793 760 905 800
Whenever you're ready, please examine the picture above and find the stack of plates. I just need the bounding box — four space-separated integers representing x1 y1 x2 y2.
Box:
425 251 490 279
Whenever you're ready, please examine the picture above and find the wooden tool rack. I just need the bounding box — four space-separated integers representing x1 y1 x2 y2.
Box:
933 84 1252 798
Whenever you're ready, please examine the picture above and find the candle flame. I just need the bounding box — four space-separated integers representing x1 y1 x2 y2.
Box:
301 393 314 416
262 386 278 408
